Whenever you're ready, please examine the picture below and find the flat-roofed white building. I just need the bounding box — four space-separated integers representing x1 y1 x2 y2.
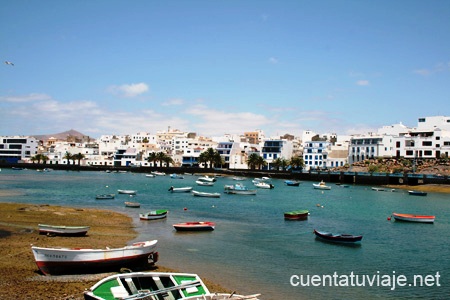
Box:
0 136 38 163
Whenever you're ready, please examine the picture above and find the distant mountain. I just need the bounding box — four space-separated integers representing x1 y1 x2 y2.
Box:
32 129 92 142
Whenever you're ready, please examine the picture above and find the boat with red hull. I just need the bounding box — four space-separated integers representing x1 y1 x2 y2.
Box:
173 222 215 232
314 229 362 243
392 213 435 223
31 240 158 275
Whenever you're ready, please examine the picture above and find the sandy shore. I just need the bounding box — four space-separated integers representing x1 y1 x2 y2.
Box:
384 184 450 193
0 202 228 300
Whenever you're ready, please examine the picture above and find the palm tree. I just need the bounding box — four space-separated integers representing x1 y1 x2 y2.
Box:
290 156 305 170
147 152 158 167
197 148 222 168
156 152 167 167
247 153 261 170
63 152 72 165
163 156 174 167
73 153 85 165
255 155 267 170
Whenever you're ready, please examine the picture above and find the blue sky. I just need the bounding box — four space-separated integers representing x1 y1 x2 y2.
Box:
1 1 449 138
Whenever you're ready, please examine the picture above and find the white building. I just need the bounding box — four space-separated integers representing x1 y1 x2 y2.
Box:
0 136 38 163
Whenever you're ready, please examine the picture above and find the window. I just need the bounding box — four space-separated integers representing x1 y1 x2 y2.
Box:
396 141 401 147
424 151 432 156
418 118 425 122
422 141 432 146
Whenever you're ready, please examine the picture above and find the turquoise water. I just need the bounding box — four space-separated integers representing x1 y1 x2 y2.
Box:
1 169 449 299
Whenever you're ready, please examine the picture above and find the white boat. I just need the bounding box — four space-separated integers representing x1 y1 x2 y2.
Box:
31 240 158 275
196 175 216 182
391 213 435 223
254 182 274 189
196 180 215 186
117 189 137 195
139 209 169 220
151 171 166 176
124 201 141 208
95 193 115 200
169 186 193 193
170 173 184 179
252 177 271 184
38 224 90 236
192 190 221 198
224 183 257 195
232 176 246 181
145 174 156 178
83 271 210 300
313 181 331 190
371 187 385 191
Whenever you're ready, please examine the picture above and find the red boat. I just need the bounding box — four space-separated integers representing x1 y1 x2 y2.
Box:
314 229 362 243
392 213 435 223
173 221 215 232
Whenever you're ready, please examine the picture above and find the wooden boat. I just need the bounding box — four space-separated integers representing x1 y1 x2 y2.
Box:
192 190 221 198
38 224 90 236
314 229 362 243
83 271 210 300
254 182 274 189
124 201 141 208
139 209 168 220
95 194 115 200
224 183 257 195
168 186 193 193
391 213 435 223
31 240 158 275
408 190 428 196
173 221 215 231
117 189 137 195
284 180 300 186
313 181 331 190
284 210 309 220
151 171 166 176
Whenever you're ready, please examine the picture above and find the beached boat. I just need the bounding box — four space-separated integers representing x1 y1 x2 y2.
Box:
224 183 257 195
313 229 363 243
313 181 331 190
38 224 90 236
95 194 115 200
31 240 159 275
83 271 210 300
124 201 141 208
408 190 428 196
118 189 137 195
139 209 169 220
173 221 215 231
391 213 435 223
191 190 221 198
168 186 193 193
284 180 300 186
284 210 309 220
254 182 274 189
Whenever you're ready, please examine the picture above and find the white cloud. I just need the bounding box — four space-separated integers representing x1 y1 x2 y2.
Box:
413 62 450 76
356 80 369 86
0 93 51 103
162 98 184 106
107 82 149 97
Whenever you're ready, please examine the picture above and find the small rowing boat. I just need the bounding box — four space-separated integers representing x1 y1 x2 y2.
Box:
173 221 215 232
139 209 169 220
313 229 362 243
391 213 435 223
38 224 90 236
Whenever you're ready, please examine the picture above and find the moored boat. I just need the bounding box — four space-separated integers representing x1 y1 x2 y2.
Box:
196 175 216 182
192 190 221 198
117 189 137 195
313 229 362 243
38 224 90 236
173 221 215 231
196 180 215 186
170 173 185 179
224 183 257 195
139 209 169 220
254 182 274 189
284 180 300 186
284 210 309 220
168 186 193 193
95 194 115 200
124 201 141 208
408 190 428 196
391 212 435 223
31 240 158 275
151 171 166 176
313 181 331 190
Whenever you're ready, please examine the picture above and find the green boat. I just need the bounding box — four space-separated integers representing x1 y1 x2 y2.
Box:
84 272 209 300
284 210 309 220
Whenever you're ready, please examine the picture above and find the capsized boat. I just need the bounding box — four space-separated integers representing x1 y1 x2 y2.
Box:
38 224 90 236
31 240 158 275
284 210 309 220
313 229 362 243
139 209 169 220
173 221 215 232
391 213 435 223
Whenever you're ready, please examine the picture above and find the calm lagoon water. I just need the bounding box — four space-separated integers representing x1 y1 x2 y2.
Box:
1 169 449 299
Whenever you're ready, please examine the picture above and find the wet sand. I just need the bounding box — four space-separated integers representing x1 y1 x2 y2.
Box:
385 184 450 193
0 203 229 300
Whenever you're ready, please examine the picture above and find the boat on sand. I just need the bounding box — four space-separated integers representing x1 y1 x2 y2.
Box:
38 224 90 236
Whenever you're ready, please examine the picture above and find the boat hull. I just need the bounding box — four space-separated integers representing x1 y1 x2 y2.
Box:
392 213 435 223
192 191 221 198
139 210 168 220
117 190 137 195
38 224 90 236
314 229 362 243
31 240 158 275
284 210 309 220
169 186 193 193
408 191 428 196
173 222 215 232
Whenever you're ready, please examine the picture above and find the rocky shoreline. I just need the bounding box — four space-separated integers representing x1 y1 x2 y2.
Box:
0 203 229 300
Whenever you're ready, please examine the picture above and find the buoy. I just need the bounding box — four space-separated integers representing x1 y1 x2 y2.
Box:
387 217 391 221
183 207 187 211
106 185 109 188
